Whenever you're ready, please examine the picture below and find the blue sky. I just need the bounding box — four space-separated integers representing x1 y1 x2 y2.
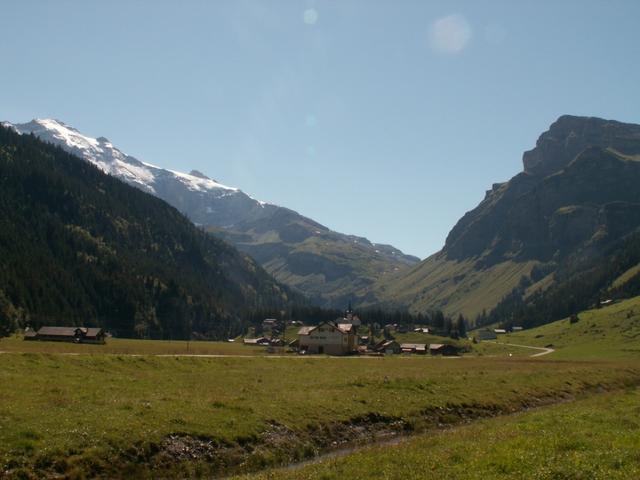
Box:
2 1 639 258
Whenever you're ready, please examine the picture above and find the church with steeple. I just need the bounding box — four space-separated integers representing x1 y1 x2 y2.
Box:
344 301 361 326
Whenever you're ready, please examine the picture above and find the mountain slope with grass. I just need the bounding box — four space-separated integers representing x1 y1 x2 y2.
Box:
4 119 419 307
377 115 640 320
493 295 640 360
0 124 295 338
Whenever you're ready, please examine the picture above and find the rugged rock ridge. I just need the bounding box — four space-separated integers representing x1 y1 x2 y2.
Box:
378 115 640 318
444 116 640 264
522 115 640 176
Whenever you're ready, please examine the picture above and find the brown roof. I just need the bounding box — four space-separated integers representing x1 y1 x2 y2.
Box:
374 340 399 352
84 328 104 338
36 326 104 338
37 326 82 337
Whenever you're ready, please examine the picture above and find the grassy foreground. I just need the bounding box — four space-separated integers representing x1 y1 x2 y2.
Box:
0 336 270 356
1 352 639 478
239 387 640 479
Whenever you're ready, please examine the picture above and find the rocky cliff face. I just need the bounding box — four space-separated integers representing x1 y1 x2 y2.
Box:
444 117 640 265
378 116 640 319
522 115 640 176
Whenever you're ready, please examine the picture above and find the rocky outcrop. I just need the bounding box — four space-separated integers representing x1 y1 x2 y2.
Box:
522 115 640 176
378 116 640 318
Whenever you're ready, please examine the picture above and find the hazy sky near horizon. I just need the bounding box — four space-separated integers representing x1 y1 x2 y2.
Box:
2 1 640 258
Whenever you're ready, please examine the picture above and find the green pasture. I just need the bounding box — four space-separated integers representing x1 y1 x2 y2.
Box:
1 352 638 478
240 387 640 479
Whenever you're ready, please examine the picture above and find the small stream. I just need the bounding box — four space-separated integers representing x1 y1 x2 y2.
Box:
282 432 409 471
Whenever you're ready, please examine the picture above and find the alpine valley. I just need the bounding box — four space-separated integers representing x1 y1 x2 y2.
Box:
4 119 420 308
4 115 640 329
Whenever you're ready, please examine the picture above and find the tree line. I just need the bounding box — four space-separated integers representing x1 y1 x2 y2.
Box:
478 231 640 329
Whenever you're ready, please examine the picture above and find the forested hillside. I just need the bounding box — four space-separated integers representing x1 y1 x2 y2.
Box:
7 119 419 308
0 126 297 339
480 229 640 329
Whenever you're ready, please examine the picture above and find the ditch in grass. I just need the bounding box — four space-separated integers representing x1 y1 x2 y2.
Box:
2 353 640 478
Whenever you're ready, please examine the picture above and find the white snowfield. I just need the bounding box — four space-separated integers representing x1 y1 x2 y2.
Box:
3 118 248 199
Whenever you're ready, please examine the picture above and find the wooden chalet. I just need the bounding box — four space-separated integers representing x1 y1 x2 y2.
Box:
373 340 401 355
26 326 106 344
429 343 459 356
400 343 427 354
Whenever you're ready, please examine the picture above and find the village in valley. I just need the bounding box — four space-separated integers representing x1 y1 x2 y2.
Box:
18 302 522 357
241 303 504 357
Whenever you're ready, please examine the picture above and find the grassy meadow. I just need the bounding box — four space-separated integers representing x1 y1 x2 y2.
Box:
0 336 268 356
1 297 640 478
239 387 640 479
2 351 639 478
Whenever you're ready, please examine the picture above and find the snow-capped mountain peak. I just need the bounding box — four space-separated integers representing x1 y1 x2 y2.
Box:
3 118 275 227
5 118 246 199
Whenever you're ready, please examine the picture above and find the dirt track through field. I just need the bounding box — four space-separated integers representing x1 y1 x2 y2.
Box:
486 341 555 357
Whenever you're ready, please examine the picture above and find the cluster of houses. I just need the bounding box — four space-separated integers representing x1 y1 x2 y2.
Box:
24 326 106 344
295 321 458 356
244 305 460 357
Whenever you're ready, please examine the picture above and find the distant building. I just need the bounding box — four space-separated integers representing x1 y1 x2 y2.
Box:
429 343 459 356
25 326 106 344
494 328 507 335
414 327 430 334
512 326 524 331
23 328 38 341
373 340 401 355
243 337 270 346
297 321 358 355
262 319 278 329
344 301 361 326
400 343 427 354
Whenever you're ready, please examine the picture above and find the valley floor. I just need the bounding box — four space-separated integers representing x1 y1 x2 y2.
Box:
1 349 639 479
1 298 640 478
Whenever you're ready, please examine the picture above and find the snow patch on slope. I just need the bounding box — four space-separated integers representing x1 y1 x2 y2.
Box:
4 118 252 200
168 169 238 193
